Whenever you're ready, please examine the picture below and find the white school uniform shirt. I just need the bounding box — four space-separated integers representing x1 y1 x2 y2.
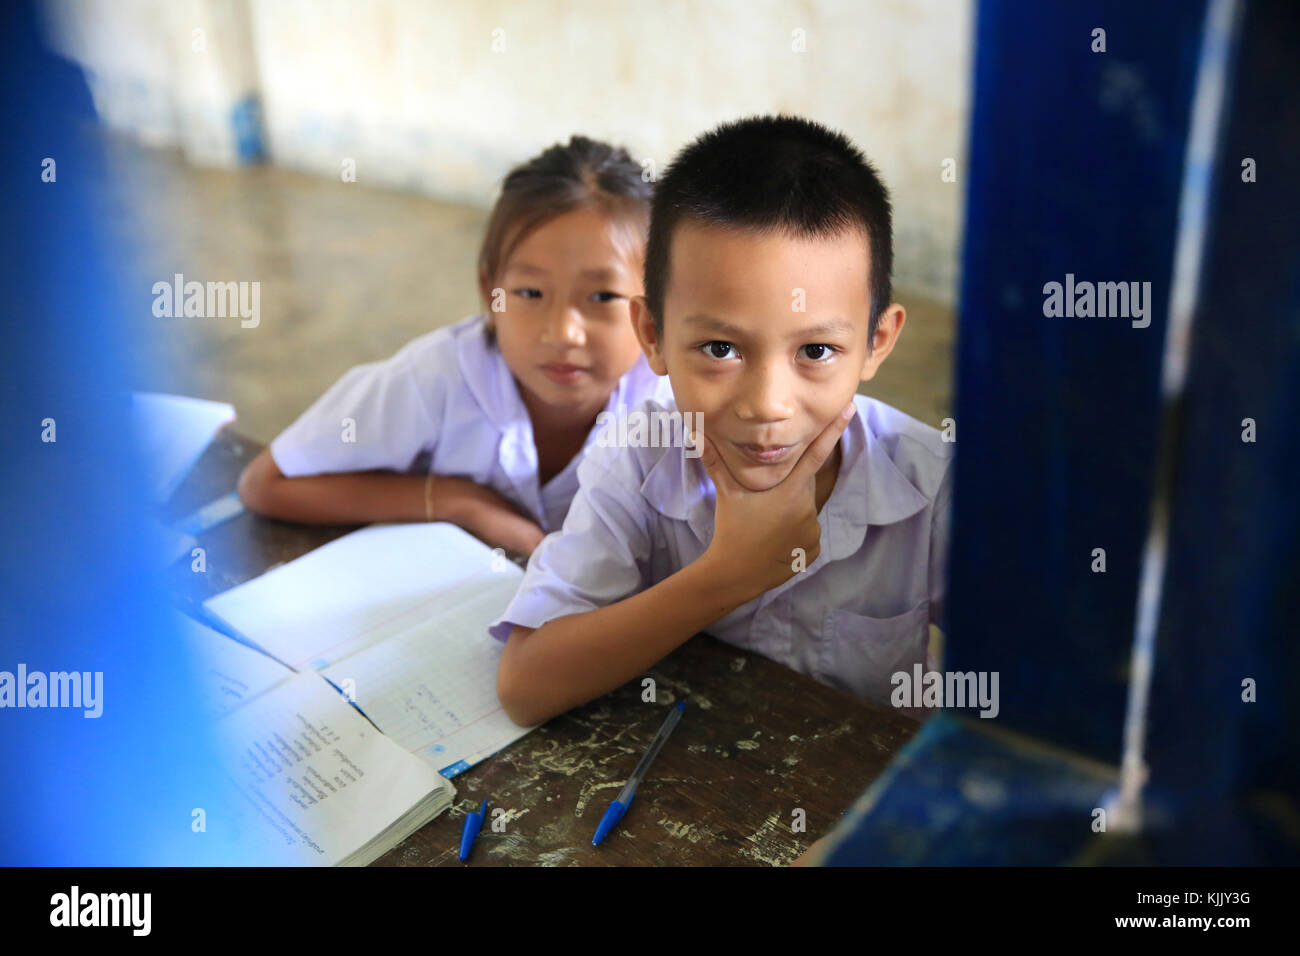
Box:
488 392 954 710
269 313 670 533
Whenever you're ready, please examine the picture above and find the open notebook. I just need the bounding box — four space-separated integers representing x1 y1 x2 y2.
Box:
202 522 539 779
178 610 456 866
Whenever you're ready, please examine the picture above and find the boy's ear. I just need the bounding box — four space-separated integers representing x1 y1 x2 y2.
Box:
859 304 906 383
630 295 669 375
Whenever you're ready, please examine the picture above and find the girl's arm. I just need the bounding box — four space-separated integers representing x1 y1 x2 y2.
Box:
237 449 547 556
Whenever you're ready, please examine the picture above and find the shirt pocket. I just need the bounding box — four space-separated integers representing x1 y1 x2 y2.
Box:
820 602 930 711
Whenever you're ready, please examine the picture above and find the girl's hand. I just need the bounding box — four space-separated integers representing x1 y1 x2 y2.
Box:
430 475 547 558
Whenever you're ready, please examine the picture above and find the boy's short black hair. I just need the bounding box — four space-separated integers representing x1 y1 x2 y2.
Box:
644 114 893 345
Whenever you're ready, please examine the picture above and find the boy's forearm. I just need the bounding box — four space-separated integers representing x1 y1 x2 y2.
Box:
500 552 755 726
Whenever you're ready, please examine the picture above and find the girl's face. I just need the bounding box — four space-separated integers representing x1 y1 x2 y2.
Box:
484 205 646 426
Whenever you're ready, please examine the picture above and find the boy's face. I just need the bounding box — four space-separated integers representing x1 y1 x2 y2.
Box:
483 205 646 425
632 220 903 493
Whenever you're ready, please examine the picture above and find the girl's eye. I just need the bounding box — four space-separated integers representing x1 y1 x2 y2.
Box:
590 291 623 303
701 341 737 360
800 343 837 362
513 288 542 299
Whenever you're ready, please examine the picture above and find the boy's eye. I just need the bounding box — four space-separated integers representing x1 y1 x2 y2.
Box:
512 288 542 299
800 343 838 361
590 291 623 303
701 341 737 360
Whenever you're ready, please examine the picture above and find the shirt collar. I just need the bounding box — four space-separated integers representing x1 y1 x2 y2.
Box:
586 354 665 450
819 398 931 559
640 396 931 555
640 424 715 542
457 316 524 433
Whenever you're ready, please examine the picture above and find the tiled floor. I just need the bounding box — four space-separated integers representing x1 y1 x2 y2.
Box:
101 135 955 444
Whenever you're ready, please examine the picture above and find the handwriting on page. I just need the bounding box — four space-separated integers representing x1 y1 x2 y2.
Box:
321 571 536 775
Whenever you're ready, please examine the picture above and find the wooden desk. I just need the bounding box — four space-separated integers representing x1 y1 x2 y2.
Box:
165 428 919 866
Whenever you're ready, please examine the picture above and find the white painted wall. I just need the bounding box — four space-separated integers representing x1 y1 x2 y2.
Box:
44 0 262 165
42 0 973 301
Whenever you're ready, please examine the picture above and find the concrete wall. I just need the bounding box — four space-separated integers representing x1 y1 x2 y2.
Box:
42 0 973 302
44 0 263 165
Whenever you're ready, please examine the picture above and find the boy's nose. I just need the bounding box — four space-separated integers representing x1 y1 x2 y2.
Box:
734 361 795 423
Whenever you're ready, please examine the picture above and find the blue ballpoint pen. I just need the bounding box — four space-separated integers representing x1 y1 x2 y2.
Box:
593 701 686 846
459 800 487 862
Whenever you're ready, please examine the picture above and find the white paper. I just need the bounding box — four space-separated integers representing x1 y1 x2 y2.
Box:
131 392 235 503
215 672 452 866
204 522 517 669
172 610 294 720
204 522 536 774
321 571 538 775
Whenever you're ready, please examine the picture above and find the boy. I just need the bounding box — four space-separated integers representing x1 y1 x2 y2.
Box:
490 115 953 727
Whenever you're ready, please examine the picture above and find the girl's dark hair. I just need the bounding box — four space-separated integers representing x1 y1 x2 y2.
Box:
478 136 653 339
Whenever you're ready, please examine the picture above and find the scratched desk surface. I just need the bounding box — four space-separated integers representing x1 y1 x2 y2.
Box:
165 429 920 866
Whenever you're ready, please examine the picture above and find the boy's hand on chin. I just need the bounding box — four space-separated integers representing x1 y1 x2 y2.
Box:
697 402 855 602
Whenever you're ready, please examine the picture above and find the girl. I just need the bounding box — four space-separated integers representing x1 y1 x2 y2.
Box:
237 136 665 557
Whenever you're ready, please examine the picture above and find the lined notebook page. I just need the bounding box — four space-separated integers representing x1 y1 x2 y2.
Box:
321 571 538 776
204 522 514 670
205 522 535 776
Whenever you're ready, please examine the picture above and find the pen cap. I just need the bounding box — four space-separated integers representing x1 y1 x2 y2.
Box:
592 797 631 846
459 800 486 861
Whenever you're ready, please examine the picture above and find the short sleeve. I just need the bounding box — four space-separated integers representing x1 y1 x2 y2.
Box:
269 334 449 478
928 460 954 629
488 445 654 641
